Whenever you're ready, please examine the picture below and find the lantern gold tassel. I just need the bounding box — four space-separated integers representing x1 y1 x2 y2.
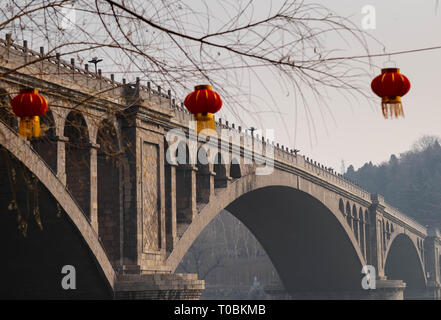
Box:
195 112 215 135
381 96 404 119
18 116 41 138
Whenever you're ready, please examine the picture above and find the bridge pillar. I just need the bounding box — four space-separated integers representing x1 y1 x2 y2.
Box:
196 170 215 203
364 279 406 300
176 165 197 223
360 213 368 261
88 142 99 231
424 227 441 299
263 282 292 300
207 170 215 200
114 273 204 300
55 135 68 185
425 283 441 299
165 163 178 253
354 215 360 245
369 194 387 279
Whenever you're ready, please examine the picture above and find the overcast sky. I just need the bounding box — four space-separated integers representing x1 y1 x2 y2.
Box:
216 0 441 173
314 0 441 172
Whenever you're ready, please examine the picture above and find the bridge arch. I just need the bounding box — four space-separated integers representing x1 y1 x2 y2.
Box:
214 152 228 188
31 109 57 172
167 171 366 297
0 120 115 297
196 146 211 203
229 157 241 179
384 233 426 298
175 141 194 224
97 119 121 266
339 199 344 215
352 204 358 240
64 110 91 218
345 201 352 226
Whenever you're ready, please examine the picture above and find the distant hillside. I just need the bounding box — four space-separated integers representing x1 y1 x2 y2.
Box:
344 136 441 229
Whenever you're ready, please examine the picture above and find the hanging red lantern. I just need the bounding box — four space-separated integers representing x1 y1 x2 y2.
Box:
371 68 411 119
10 88 49 138
184 85 222 134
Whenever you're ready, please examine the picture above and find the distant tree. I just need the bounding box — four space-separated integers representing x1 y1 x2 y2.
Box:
176 214 226 280
411 135 441 152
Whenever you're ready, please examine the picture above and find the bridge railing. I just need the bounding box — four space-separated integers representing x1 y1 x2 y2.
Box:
299 155 372 202
0 38 97 81
383 201 427 235
271 148 427 234
0 36 147 106
172 105 374 203
0 35 199 113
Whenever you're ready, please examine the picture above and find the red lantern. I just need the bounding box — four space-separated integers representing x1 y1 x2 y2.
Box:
10 88 49 138
184 85 222 134
371 68 411 119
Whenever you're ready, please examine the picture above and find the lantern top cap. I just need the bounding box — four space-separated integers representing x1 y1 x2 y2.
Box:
194 84 212 91
19 88 38 94
381 68 400 74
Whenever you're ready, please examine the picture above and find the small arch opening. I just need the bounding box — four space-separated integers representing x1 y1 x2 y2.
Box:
196 147 211 203
30 109 57 173
64 111 90 218
97 119 121 266
229 158 241 179
385 234 426 299
364 210 370 262
339 199 344 215
345 202 351 226
176 142 193 224
352 205 358 239
214 153 227 188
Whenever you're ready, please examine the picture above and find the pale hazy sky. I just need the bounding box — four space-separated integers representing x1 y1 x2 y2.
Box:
218 0 441 172
311 0 441 172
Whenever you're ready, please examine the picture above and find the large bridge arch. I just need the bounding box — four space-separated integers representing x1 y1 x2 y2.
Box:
0 120 115 297
384 233 426 298
167 170 366 297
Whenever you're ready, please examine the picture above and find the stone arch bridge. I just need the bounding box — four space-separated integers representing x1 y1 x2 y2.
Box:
0 36 440 299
